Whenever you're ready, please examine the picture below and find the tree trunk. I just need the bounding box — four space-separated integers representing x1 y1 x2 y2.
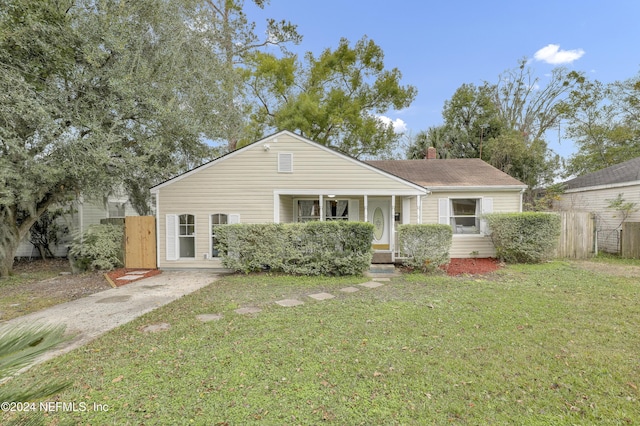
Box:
0 226 20 278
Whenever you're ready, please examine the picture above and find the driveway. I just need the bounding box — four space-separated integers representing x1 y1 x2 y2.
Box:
2 270 221 369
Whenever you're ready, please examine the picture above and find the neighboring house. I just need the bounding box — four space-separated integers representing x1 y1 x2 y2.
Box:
555 157 640 253
16 194 138 258
151 131 527 269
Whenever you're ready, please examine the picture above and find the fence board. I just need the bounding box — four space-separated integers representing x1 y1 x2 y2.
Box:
125 216 157 269
557 211 594 259
621 222 640 259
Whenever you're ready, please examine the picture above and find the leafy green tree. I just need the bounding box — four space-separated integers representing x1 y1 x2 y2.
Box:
405 126 457 159
564 74 640 176
0 0 230 277
244 36 417 158
200 0 301 152
441 83 501 158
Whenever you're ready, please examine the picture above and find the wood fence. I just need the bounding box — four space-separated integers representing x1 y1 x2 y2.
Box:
556 211 595 259
124 216 157 269
621 222 640 259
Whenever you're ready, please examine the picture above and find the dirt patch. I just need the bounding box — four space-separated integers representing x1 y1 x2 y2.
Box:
442 258 502 276
1 258 111 321
570 260 640 278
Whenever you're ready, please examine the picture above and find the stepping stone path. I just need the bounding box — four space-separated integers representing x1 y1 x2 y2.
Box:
197 279 387 322
196 314 223 322
308 292 335 301
235 307 262 315
140 322 171 333
275 299 304 307
359 281 384 289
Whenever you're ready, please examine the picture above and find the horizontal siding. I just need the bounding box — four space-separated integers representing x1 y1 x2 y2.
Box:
423 190 520 258
157 135 423 268
556 184 640 253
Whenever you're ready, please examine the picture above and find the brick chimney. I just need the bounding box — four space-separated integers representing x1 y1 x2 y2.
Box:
426 146 437 160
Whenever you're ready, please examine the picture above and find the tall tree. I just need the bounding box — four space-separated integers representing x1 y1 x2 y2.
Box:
441 83 501 158
492 59 584 142
0 0 229 277
564 73 640 176
405 126 457 159
200 0 301 152
243 36 417 158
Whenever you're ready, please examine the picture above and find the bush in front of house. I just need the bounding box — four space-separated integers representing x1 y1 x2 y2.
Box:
483 212 561 263
68 224 124 271
397 224 453 272
215 221 374 276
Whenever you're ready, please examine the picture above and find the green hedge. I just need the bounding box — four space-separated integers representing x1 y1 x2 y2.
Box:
215 221 374 276
397 224 452 272
483 212 561 263
68 224 124 271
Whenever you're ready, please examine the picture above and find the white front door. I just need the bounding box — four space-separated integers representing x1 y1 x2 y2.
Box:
368 198 391 250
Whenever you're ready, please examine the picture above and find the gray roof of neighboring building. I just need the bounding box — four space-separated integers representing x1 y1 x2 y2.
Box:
366 159 527 188
563 157 640 190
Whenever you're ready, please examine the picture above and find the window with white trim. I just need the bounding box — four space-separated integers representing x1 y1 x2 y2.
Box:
297 200 320 222
178 214 195 258
450 199 479 233
210 213 228 257
325 200 349 221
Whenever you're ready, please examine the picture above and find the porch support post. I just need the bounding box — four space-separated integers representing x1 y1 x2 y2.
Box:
364 195 368 222
319 194 324 221
390 195 396 261
417 195 422 224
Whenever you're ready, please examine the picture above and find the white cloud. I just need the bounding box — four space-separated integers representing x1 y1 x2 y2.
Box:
534 44 585 65
378 115 407 133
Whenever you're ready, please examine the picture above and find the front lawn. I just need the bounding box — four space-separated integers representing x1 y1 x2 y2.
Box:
3 262 640 424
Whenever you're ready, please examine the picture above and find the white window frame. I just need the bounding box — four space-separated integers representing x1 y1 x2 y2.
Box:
210 213 228 258
178 213 196 258
294 198 359 222
439 197 493 235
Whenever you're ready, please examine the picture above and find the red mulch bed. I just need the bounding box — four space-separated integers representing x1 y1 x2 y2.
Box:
105 268 162 287
441 258 502 276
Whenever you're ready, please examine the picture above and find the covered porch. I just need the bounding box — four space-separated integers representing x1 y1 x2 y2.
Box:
272 190 427 263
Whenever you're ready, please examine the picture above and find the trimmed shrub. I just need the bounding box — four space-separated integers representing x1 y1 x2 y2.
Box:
68 224 124 271
397 224 452 272
215 221 374 276
484 212 561 263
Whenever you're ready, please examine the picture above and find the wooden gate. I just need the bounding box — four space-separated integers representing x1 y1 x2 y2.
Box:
125 216 157 269
621 222 640 259
557 211 595 259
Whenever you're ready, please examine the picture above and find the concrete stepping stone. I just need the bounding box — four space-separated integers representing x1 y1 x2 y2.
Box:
235 307 262 315
275 299 304 307
359 281 384 289
372 277 391 282
340 286 360 293
196 314 223 322
308 292 335 301
126 270 151 275
140 322 170 333
116 275 141 281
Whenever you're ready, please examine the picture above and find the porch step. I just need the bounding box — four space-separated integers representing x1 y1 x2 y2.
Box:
365 264 400 278
372 251 393 264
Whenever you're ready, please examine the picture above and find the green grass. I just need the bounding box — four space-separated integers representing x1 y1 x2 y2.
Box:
3 263 640 425
592 252 640 266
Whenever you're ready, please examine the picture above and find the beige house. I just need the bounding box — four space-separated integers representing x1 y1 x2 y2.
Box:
151 131 527 269
555 157 640 253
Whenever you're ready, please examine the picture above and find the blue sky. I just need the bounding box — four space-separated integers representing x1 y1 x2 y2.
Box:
247 0 640 159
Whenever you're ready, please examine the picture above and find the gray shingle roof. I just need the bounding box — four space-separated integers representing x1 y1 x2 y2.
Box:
563 157 640 190
366 159 527 188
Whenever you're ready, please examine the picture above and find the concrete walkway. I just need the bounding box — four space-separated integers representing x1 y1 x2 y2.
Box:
2 270 220 368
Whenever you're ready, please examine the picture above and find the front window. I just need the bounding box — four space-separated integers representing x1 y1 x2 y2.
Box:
179 214 195 258
325 200 349 221
211 213 228 257
450 199 479 234
297 200 320 222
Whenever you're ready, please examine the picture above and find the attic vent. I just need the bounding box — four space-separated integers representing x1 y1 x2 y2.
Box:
278 153 293 173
